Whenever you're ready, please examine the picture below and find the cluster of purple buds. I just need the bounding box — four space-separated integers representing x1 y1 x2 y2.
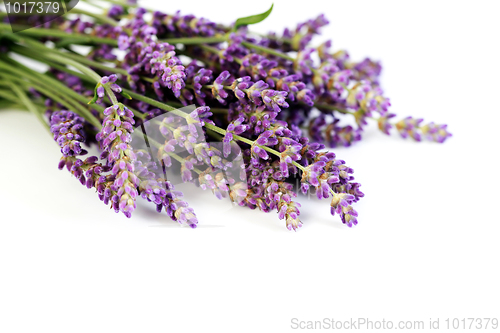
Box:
134 150 199 228
272 182 302 231
330 192 358 227
107 5 124 19
312 58 339 92
395 117 452 143
119 19 186 99
298 150 363 227
293 49 315 76
420 122 452 143
152 10 224 38
326 123 362 148
96 75 122 99
309 116 362 148
274 127 302 177
48 107 109 189
50 110 87 157
378 113 396 135
351 58 383 85
301 155 338 199
210 71 290 112
149 43 186 98
239 53 283 80
223 116 249 157
220 33 249 64
276 75 315 106
327 69 352 94
96 102 138 218
246 80 289 112
358 86 391 116
198 169 229 200
234 54 315 106
251 130 278 162
277 14 330 52
183 65 213 105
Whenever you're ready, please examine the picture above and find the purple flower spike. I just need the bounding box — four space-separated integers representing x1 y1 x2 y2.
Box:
50 110 88 157
120 23 186 99
97 103 138 218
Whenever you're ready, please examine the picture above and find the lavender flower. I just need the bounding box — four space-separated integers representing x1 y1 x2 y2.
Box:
50 110 88 157
378 113 396 135
395 117 452 143
96 103 138 218
120 22 186 98
107 5 124 19
149 44 186 98
134 150 199 228
152 10 224 38
420 122 452 143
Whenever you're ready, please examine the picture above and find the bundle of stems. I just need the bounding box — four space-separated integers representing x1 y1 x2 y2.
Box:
0 1 450 230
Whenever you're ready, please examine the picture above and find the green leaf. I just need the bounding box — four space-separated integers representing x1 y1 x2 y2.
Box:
88 84 99 105
234 4 274 31
120 90 132 100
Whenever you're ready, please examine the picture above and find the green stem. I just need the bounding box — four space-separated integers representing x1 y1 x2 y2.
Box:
10 45 89 78
104 86 118 105
9 48 146 120
2 28 123 75
83 0 136 10
81 0 107 9
43 52 102 82
1 71 95 127
49 50 129 76
124 89 177 112
161 36 227 45
310 102 355 115
0 101 27 110
10 41 145 86
198 44 222 55
11 45 101 87
187 36 295 64
0 23 118 45
0 85 46 108
241 41 295 62
41 50 152 82
0 87 23 103
5 34 123 109
71 8 119 27
0 61 102 128
10 83 51 132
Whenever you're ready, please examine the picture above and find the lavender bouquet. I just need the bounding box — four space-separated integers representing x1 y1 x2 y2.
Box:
0 1 451 230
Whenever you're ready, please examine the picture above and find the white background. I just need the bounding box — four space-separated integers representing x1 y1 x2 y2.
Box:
0 0 499 332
